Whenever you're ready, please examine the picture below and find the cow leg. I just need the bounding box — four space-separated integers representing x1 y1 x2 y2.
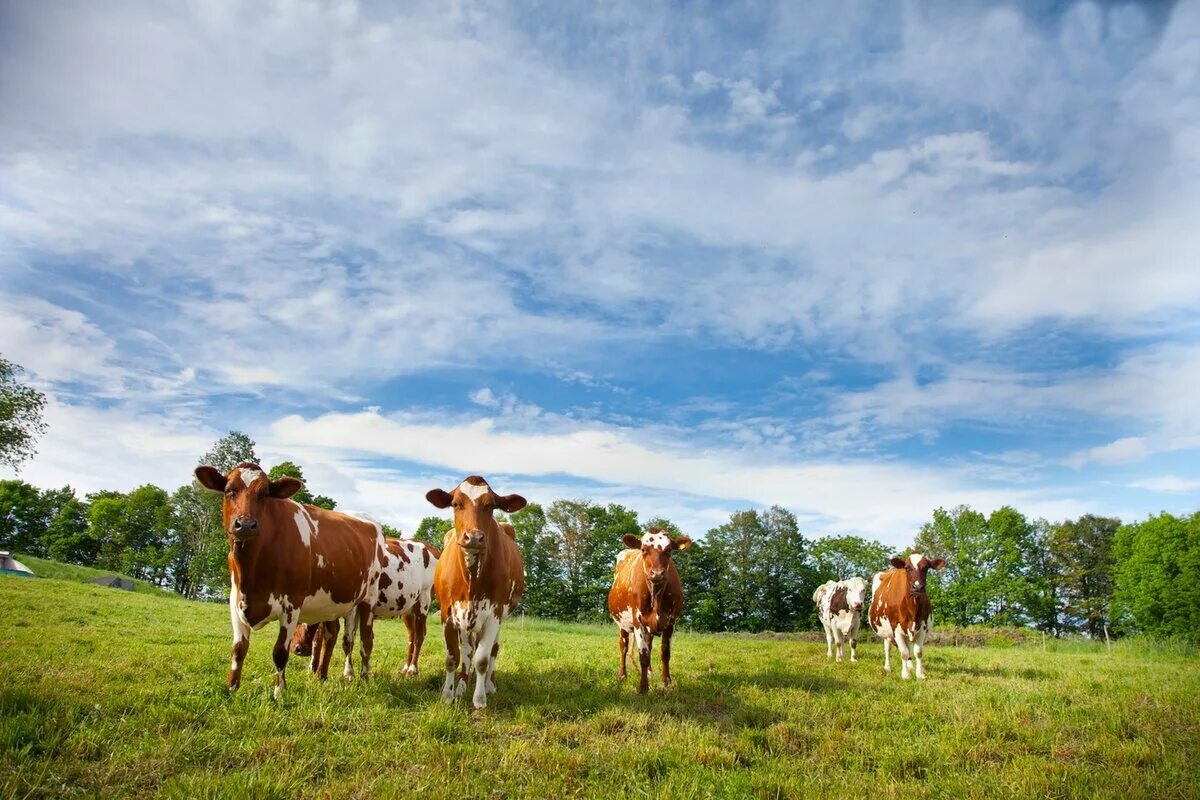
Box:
317 620 339 680
341 606 359 681
471 618 501 710
850 626 859 663
402 614 418 676
486 640 498 695
833 627 844 663
661 624 674 689
883 636 892 673
634 626 652 694
272 616 298 701
617 628 630 680
458 628 475 701
893 630 914 680
228 592 251 691
441 622 461 702
914 626 928 679
357 604 375 680
823 622 833 659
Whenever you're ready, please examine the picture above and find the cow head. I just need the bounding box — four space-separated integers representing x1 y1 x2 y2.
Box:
621 528 692 589
195 462 303 541
889 553 945 595
842 576 868 611
425 476 526 566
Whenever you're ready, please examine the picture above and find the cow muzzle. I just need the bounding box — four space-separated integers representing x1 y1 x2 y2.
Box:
648 569 667 587
459 530 485 554
231 516 259 539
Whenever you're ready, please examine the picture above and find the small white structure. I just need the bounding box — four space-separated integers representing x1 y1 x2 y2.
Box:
0 551 35 577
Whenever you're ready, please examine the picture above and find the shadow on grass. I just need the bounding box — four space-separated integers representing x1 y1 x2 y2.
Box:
936 664 1054 681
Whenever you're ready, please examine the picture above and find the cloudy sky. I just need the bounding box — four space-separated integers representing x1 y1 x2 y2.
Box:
2 0 1198 546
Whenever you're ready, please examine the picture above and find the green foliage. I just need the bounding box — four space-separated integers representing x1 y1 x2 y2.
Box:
1050 514 1119 638
201 431 258 472
1112 512 1200 638
2 575 1198 798
0 356 47 471
414 516 452 550
810 534 891 583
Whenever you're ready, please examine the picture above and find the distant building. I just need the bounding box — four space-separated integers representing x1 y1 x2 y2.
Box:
0 552 35 577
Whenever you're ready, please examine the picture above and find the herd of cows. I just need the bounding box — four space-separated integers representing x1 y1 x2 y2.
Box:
194 463 947 709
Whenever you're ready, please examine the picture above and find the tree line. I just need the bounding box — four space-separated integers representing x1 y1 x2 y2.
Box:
2 430 1198 639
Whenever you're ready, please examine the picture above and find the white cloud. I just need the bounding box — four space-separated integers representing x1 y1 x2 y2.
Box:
1130 475 1200 494
265 407 1093 543
1066 437 1150 469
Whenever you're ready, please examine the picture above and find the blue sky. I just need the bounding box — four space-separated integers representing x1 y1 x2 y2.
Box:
1 0 1198 546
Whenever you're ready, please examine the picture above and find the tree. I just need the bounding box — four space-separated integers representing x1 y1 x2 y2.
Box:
201 431 258 472
168 482 226 598
44 495 95 565
1111 512 1200 638
706 510 769 632
0 480 52 555
759 506 813 630
1050 514 1120 638
544 500 637 622
983 506 1039 626
508 503 562 617
913 506 991 626
90 485 173 586
810 534 891 583
1024 518 1066 635
0 356 48 471
414 516 452 551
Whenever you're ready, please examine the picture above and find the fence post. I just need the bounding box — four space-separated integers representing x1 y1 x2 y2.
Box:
1042 630 1047 654
1103 625 1112 654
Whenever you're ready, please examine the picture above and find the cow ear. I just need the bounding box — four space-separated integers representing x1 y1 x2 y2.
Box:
195 466 227 492
622 534 642 549
426 489 453 509
270 477 303 499
672 535 693 551
890 556 906 569
929 557 946 570
497 493 527 513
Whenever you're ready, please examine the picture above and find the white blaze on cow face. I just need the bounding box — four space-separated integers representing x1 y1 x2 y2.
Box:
237 467 265 490
457 480 491 503
641 531 672 550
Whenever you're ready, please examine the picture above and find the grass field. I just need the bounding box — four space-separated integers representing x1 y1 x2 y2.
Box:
2 570 1198 799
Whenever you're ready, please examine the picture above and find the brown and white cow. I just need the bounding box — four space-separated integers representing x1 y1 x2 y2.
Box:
814 577 868 663
608 527 692 694
290 619 340 679
196 462 386 699
868 553 946 680
291 537 439 676
426 475 526 710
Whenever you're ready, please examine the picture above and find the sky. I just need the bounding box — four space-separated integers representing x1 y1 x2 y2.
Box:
1 0 1198 547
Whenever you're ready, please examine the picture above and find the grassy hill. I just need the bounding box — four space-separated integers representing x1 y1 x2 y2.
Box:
11 553 176 597
2 569 1198 799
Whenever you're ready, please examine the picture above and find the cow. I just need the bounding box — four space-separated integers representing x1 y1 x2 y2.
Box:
607 527 692 694
195 462 386 699
868 553 946 680
290 536 439 677
290 619 340 679
813 577 868 663
425 475 527 710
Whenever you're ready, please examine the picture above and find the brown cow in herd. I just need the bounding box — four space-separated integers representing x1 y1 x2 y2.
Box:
608 527 692 693
425 475 527 710
869 552 946 680
196 463 386 699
